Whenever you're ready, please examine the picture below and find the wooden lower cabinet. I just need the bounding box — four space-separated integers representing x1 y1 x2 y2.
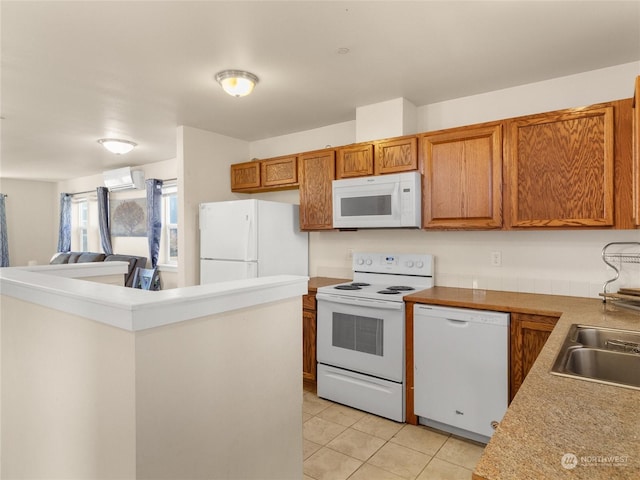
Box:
302 294 317 384
509 312 559 402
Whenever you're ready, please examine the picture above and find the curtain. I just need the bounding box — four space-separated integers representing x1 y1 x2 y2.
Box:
57 193 72 252
0 194 9 267
96 186 113 255
146 178 163 268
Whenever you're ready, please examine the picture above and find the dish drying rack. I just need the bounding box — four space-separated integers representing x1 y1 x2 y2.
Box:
601 242 640 311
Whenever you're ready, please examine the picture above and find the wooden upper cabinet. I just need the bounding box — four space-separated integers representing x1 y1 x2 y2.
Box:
231 156 298 192
422 123 502 229
299 150 336 230
261 155 298 187
230 161 261 191
634 77 640 227
374 136 418 175
336 143 374 179
505 105 615 228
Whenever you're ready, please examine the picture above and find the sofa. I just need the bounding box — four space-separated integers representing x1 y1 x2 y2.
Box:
50 251 148 287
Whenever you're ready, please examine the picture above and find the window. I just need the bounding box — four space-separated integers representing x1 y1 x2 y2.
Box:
163 185 178 264
78 199 88 251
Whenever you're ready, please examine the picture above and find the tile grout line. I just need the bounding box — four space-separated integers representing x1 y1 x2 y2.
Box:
303 390 481 479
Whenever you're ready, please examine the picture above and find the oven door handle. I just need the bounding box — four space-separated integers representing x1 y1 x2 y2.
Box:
316 292 404 310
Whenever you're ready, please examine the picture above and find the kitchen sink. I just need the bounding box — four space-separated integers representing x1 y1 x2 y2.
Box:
576 327 640 352
551 324 640 390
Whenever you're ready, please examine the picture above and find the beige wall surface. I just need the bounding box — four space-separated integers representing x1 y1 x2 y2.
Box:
135 298 303 479
1 295 137 479
1 292 302 479
177 126 249 287
0 178 57 267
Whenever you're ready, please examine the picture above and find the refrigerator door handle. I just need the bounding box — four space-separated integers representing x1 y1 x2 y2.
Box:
243 214 251 260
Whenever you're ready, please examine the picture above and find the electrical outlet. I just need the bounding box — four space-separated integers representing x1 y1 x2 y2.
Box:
490 251 502 266
347 248 354 260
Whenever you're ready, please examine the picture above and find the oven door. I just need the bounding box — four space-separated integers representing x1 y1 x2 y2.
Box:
316 293 404 382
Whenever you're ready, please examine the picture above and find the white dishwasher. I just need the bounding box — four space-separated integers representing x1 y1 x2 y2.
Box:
413 304 509 443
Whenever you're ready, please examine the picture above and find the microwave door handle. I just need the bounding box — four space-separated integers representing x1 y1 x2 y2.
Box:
316 293 403 310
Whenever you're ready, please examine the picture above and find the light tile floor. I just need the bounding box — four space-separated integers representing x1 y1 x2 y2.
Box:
303 389 485 480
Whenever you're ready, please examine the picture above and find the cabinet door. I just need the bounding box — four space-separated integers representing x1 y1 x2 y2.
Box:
423 124 502 229
506 106 614 228
303 307 317 383
336 144 374 179
261 156 298 187
634 77 640 226
230 162 261 191
374 137 418 174
509 313 558 402
299 150 336 230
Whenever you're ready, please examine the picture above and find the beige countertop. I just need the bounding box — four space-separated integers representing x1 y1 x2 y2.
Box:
404 287 640 479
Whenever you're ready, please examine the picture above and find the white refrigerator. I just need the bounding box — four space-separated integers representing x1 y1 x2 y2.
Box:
199 199 309 285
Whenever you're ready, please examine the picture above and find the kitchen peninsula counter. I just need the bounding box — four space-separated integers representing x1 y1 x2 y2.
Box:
405 287 640 479
1 264 307 479
0 263 307 331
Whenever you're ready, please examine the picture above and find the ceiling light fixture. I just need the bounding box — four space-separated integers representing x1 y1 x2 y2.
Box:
97 138 137 155
214 70 259 97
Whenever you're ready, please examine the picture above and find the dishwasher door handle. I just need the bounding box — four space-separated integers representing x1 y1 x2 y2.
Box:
447 318 469 327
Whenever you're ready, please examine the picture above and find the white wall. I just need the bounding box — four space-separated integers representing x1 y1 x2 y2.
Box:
0 178 57 266
418 62 640 132
250 62 640 298
177 126 249 287
135 298 302 479
249 120 355 159
1 295 137 479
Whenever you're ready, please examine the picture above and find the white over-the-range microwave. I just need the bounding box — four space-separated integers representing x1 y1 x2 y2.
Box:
332 171 422 229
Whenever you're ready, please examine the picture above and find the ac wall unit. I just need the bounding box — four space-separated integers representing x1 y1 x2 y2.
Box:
103 167 145 191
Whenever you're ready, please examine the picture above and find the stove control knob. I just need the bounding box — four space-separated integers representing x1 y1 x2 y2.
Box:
406 260 414 268
365 258 372 266
416 261 424 268
356 258 364 265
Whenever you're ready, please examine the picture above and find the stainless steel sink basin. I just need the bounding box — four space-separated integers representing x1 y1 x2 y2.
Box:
575 327 640 352
551 324 640 390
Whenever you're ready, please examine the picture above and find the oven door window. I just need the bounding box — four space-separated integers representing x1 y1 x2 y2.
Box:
316 298 404 382
332 313 383 356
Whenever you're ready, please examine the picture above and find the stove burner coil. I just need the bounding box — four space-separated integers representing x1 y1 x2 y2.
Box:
334 282 371 290
387 286 415 291
334 284 362 290
377 289 401 295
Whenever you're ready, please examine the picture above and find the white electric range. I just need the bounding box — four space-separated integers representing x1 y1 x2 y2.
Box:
315 252 434 422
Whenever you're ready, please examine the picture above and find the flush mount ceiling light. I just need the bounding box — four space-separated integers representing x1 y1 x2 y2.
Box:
214 70 259 97
97 138 137 155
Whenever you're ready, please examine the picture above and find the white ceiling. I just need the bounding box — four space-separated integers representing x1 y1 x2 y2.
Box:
2 1 639 182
